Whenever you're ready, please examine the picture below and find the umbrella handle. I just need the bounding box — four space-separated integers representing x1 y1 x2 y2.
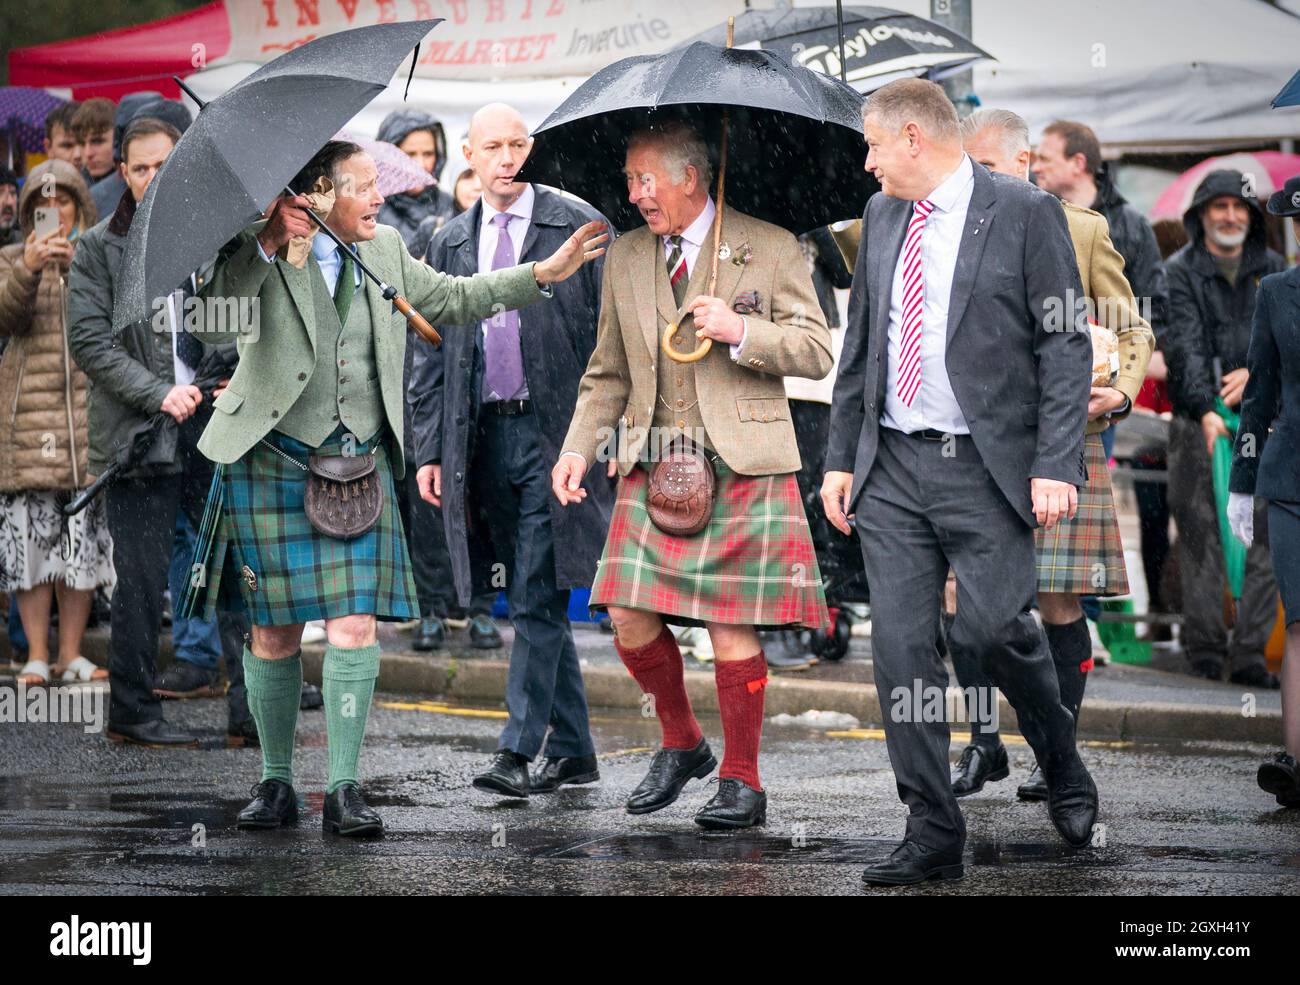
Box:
661 323 712 363
392 295 442 347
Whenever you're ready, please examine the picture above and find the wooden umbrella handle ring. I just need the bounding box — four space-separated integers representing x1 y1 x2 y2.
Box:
662 323 712 363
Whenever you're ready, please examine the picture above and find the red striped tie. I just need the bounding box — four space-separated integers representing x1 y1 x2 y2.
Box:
897 199 935 407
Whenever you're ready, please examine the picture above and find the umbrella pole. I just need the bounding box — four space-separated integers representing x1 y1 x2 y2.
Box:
173 76 442 347
835 0 848 83
706 16 735 299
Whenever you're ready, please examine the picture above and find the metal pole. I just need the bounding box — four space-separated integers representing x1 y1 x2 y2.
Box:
931 0 975 118
835 0 848 83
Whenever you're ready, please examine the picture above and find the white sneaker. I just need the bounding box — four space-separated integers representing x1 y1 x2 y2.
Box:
675 626 714 663
300 621 327 645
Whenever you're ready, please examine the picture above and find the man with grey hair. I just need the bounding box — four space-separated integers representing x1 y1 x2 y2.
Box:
555 119 832 831
824 78 1099 886
950 108 1154 803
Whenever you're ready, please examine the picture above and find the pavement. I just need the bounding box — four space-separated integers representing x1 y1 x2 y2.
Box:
0 683 1296 896
6 615 1284 745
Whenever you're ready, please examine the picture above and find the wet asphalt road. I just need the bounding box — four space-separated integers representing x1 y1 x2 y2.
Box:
1 688 1297 896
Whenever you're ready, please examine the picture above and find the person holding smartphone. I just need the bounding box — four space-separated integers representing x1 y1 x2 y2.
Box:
0 159 113 687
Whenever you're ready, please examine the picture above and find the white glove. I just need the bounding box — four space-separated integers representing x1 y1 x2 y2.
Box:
1227 492 1254 547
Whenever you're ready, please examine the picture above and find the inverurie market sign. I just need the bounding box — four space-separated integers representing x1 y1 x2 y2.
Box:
225 0 762 78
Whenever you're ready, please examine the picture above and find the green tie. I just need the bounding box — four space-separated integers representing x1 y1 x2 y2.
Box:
334 249 355 324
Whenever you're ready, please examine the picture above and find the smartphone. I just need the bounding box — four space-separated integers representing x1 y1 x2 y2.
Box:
33 207 60 239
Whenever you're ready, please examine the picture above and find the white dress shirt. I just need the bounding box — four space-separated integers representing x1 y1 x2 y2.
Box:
478 183 534 400
881 153 975 435
255 228 362 297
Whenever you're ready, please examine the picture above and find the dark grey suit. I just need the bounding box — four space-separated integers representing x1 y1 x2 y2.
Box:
827 162 1093 853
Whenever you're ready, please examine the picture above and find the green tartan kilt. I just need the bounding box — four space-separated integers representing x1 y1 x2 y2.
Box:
1035 432 1130 597
181 427 417 626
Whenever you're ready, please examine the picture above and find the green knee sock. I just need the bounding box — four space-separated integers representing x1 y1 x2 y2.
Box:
322 642 381 795
242 646 302 785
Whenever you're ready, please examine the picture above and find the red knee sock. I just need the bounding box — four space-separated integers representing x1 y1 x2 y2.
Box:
615 626 703 750
715 652 768 790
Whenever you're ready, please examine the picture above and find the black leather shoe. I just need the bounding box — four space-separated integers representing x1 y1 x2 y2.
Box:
323 782 384 837
237 779 297 829
694 777 767 829
153 661 222 699
1016 762 1049 801
861 840 963 887
1258 752 1300 806
469 614 503 650
472 751 530 798
530 754 600 793
299 683 323 711
626 738 717 815
106 718 199 748
1188 657 1223 681
226 718 260 749
950 742 1009 797
1230 664 1280 689
1045 761 1099 847
412 616 446 652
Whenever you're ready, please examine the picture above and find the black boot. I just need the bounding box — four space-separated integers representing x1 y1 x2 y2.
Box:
530 754 600 793
950 742 1009 797
1023 618 1093 805
473 751 530 798
237 779 298 829
322 783 384 837
1258 752 1300 807
694 778 767 829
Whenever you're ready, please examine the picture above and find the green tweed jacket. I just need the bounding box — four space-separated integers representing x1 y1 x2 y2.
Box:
191 223 548 477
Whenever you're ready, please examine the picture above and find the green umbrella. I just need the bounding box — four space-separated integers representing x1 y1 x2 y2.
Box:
1212 397 1245 600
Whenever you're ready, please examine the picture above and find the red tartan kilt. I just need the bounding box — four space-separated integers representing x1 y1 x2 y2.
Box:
590 464 829 630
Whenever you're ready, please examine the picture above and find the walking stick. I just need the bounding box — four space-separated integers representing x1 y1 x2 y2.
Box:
174 77 442 347
662 16 734 365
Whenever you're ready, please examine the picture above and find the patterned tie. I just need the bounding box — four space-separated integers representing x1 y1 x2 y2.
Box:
484 211 525 400
896 199 935 407
174 282 203 371
334 248 355 325
665 234 687 307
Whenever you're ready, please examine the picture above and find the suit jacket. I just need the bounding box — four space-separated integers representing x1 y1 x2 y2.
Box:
1230 265 1300 502
409 186 616 600
191 223 547 478
826 162 1092 526
562 206 833 476
1062 200 1155 434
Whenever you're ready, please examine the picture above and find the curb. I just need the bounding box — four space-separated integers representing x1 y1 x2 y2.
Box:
9 629 1280 746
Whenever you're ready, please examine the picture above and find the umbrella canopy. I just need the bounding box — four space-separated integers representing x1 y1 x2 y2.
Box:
114 19 441 330
680 5 993 91
516 42 875 235
1149 150 1300 220
1 87 68 156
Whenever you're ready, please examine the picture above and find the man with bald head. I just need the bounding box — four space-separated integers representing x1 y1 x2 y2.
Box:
411 103 615 799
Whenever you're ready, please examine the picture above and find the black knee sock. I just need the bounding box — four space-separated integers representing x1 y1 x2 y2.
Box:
1045 617 1092 722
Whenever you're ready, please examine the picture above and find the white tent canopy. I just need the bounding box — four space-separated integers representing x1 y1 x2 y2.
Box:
185 0 1300 174
833 0 1300 149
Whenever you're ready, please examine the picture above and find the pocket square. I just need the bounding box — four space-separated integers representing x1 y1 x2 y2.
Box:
732 290 764 316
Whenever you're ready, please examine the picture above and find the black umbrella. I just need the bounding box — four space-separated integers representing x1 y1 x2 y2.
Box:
681 5 992 91
114 19 444 345
515 40 875 236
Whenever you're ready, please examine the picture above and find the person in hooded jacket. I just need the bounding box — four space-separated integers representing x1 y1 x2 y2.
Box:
375 108 455 260
1164 169 1285 687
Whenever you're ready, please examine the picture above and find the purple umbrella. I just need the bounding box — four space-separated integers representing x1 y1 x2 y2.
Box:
1 87 68 156
336 129 434 198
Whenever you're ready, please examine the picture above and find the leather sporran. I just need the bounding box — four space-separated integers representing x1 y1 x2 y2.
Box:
646 440 716 537
303 452 383 540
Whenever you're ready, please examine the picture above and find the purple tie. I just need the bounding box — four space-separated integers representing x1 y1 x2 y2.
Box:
484 211 524 401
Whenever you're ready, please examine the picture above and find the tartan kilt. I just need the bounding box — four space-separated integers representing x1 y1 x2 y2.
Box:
590 461 829 630
1035 432 1130 596
182 427 417 626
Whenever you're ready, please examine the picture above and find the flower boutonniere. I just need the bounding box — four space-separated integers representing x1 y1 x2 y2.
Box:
730 241 754 267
